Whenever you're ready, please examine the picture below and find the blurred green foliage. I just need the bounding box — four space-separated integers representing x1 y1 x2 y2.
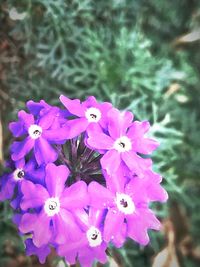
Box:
0 0 200 266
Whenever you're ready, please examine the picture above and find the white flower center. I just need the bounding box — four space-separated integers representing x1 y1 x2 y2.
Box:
44 197 60 217
13 168 25 181
86 226 102 247
113 136 132 152
115 193 135 215
28 124 42 139
85 107 101 123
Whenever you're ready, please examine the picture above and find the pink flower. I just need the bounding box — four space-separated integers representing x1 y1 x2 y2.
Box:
87 108 158 176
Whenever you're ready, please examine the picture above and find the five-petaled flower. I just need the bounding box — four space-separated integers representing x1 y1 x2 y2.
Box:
19 163 89 247
87 108 159 176
58 208 108 267
88 169 166 246
10 107 69 165
60 95 112 138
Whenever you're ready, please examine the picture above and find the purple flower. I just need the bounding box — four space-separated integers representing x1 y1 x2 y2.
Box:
60 95 112 138
88 171 166 246
10 108 69 165
19 163 89 247
87 108 158 176
58 208 108 267
0 158 45 202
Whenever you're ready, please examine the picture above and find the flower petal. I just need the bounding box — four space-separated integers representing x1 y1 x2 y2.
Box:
19 213 38 233
103 209 124 243
26 100 50 115
104 169 125 193
112 222 127 248
45 163 69 197
20 180 49 210
100 150 121 175
128 120 150 136
9 121 25 137
42 126 69 142
15 158 25 169
127 216 150 245
98 102 113 129
88 208 105 228
73 209 89 231
87 132 113 150
54 209 82 244
18 110 34 130
82 96 97 108
147 183 168 203
61 181 89 209
38 108 58 129
0 174 16 201
144 172 168 202
78 247 97 267
60 95 85 117
34 137 58 165
127 121 159 154
125 178 148 205
108 108 133 139
32 211 52 247
11 137 34 161
65 117 88 138
57 235 86 264
25 239 51 264
122 151 152 176
92 244 108 264
127 209 160 245
88 182 115 209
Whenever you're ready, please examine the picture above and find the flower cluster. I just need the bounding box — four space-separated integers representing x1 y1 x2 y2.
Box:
0 96 168 267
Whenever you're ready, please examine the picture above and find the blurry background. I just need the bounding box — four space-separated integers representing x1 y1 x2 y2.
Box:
0 0 200 266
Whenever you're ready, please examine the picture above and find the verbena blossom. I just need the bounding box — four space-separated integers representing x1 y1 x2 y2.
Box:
58 208 108 266
19 163 88 247
88 170 167 246
0 158 44 203
10 106 69 165
87 108 158 176
60 95 113 138
0 96 168 267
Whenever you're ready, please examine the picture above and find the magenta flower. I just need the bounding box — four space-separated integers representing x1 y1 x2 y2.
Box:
60 95 112 138
58 208 108 267
19 163 89 247
87 108 158 176
10 108 69 165
88 171 167 246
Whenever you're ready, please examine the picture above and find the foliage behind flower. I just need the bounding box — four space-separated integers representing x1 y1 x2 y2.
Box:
0 96 167 267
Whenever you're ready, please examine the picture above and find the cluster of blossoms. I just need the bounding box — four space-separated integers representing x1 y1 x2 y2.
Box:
0 96 168 267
